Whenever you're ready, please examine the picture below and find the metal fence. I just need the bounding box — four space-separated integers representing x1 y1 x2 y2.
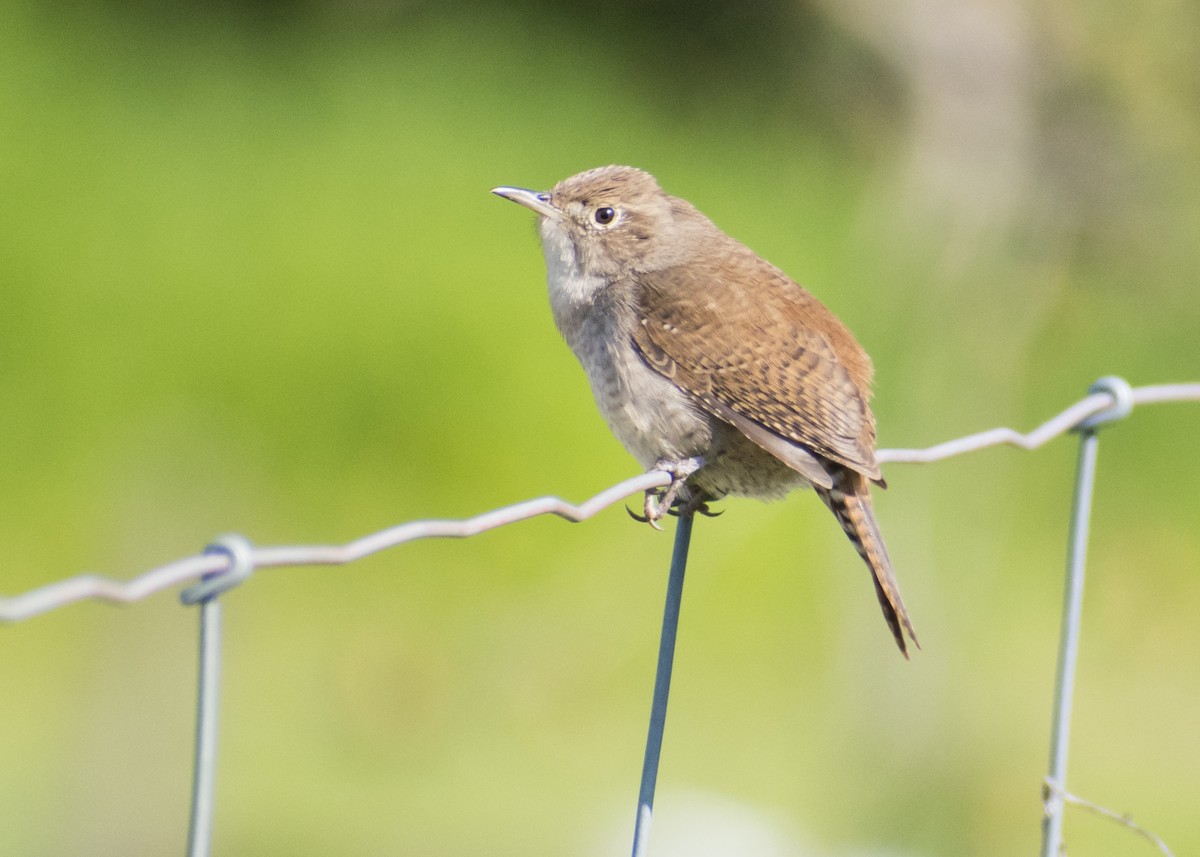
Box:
3 376 1198 857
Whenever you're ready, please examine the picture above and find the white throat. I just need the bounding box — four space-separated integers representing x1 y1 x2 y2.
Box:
539 218 606 315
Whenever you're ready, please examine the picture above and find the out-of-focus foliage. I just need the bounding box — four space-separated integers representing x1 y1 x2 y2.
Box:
1 2 1196 855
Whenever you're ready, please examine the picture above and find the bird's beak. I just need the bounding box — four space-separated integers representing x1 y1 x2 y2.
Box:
491 186 560 219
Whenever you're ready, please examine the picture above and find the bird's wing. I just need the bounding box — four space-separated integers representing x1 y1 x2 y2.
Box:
630 252 882 482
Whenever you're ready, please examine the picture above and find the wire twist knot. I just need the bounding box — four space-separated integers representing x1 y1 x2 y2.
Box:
1077 375 1134 432
180 534 255 605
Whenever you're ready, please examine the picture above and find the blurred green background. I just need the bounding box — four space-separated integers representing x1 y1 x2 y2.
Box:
2 1 1198 854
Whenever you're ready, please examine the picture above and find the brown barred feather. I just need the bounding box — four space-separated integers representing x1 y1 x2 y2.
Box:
814 466 919 656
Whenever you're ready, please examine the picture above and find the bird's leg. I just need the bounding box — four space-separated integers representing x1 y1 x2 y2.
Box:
630 456 705 530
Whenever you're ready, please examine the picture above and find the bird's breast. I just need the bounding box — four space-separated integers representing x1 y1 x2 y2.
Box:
547 276 714 468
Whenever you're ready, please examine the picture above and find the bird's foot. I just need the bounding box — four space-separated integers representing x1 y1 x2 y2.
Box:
669 496 723 518
627 457 705 530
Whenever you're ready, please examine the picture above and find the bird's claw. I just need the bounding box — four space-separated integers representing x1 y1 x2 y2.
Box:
668 499 723 518
636 491 669 531
629 457 706 530
625 503 664 531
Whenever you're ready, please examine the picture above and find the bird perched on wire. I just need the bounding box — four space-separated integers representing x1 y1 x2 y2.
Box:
494 165 917 656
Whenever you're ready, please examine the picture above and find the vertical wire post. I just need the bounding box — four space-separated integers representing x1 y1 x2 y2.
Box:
1040 377 1132 857
180 535 255 857
630 510 695 857
186 597 223 857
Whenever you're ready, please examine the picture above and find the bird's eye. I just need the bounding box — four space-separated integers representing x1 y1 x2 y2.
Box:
594 206 616 225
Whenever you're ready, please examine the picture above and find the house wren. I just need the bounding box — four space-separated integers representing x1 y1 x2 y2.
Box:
493 165 917 655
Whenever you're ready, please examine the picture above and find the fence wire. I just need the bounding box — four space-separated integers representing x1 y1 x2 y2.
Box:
3 380 1194 624
2 376 1199 857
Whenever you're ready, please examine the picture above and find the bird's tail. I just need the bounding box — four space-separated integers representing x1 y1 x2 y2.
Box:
815 467 918 657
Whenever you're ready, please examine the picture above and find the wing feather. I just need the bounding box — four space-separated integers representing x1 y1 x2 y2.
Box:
629 247 881 482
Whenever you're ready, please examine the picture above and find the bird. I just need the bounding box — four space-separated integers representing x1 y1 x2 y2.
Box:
492 165 917 656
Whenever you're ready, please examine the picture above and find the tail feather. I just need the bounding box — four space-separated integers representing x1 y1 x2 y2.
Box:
814 467 918 657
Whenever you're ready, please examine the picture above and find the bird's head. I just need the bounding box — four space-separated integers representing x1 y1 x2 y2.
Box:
493 165 700 280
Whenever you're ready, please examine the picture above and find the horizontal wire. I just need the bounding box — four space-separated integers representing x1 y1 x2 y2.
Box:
0 471 671 622
2 381 1197 623
877 382 1200 463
